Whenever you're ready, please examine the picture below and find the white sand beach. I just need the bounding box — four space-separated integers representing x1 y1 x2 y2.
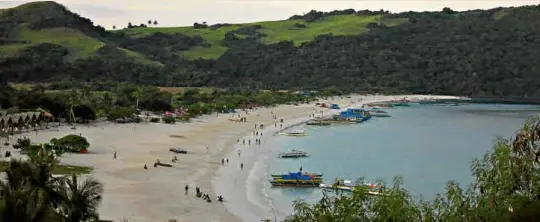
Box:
0 94 462 222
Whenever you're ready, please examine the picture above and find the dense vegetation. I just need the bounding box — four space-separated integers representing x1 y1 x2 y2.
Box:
286 117 540 221
0 81 313 123
0 143 102 221
1 2 539 99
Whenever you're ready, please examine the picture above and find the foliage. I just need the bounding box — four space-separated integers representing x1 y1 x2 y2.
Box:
12 137 30 150
286 116 540 221
57 174 103 222
162 116 175 124
53 134 90 152
0 147 102 221
3 3 540 98
107 106 136 121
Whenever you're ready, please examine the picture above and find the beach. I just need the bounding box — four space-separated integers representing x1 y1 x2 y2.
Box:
1 94 462 222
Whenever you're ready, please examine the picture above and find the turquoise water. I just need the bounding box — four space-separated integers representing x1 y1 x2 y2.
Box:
263 104 540 217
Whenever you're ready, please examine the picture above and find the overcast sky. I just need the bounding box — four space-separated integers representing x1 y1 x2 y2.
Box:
0 0 538 29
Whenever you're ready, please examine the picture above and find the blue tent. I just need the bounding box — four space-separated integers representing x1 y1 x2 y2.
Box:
330 104 340 109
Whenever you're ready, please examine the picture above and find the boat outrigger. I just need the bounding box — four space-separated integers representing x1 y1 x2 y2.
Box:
279 129 306 136
279 150 308 158
270 171 323 187
271 172 323 178
369 110 391 117
306 120 331 126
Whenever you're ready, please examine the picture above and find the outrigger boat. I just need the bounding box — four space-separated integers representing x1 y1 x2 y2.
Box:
279 150 308 158
279 129 306 136
270 171 323 187
320 179 384 196
271 172 323 178
369 110 391 117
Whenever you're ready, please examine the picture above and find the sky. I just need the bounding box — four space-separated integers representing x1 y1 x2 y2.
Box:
0 0 538 29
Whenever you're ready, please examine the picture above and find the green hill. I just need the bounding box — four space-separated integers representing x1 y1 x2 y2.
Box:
122 14 408 59
0 1 160 64
2 1 540 99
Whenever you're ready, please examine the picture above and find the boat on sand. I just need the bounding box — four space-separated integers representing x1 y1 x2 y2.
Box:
169 148 187 154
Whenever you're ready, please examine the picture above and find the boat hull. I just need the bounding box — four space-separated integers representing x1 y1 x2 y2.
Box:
319 184 383 196
279 154 308 158
271 180 321 187
271 173 323 178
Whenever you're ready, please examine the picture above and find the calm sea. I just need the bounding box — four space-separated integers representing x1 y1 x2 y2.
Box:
255 103 540 219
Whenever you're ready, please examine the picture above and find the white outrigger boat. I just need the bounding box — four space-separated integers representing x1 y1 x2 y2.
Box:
279 129 306 136
278 149 308 158
319 179 385 196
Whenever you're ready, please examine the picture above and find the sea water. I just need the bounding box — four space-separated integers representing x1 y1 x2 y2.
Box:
258 103 540 219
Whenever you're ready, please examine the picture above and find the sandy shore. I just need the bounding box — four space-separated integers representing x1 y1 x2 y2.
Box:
0 94 462 222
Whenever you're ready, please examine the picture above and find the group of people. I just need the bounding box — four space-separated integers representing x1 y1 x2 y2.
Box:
185 185 224 203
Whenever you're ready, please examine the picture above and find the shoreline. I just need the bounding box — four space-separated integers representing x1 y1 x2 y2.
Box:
212 94 465 221
1 94 464 221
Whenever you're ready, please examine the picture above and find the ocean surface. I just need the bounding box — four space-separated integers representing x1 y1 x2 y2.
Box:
252 103 540 219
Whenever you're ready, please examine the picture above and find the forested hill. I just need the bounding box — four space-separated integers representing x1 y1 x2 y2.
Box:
1 2 540 98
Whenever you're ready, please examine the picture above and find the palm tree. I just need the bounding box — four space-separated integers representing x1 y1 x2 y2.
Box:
0 159 64 221
59 174 103 222
132 87 142 110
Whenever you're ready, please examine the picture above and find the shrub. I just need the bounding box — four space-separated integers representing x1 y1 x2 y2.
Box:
107 107 136 121
150 117 160 123
53 134 90 152
162 116 175 124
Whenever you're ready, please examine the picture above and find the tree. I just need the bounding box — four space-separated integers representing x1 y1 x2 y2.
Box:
153 20 158 26
0 159 64 221
112 25 116 30
132 87 142 110
148 20 152 25
59 174 103 222
127 22 133 28
0 143 103 221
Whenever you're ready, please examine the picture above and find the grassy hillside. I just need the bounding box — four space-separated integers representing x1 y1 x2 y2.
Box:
0 1 159 64
122 15 408 59
1 2 407 61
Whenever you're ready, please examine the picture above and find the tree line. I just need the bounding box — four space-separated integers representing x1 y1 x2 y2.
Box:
2 2 540 99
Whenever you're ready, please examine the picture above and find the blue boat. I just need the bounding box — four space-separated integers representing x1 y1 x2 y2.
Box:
270 171 323 187
332 108 372 123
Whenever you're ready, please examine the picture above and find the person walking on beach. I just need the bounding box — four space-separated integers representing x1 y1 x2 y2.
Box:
248 140 251 145
240 163 244 170
222 158 224 165
226 158 229 164
243 139 245 145
113 151 116 159
185 185 189 195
